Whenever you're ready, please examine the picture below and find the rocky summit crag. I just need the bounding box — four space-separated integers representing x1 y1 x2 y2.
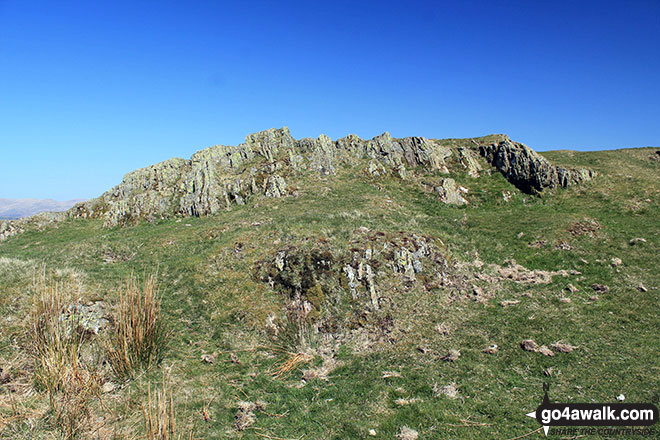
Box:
62 128 594 228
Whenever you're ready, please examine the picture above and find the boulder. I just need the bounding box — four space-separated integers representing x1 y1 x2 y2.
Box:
433 178 468 205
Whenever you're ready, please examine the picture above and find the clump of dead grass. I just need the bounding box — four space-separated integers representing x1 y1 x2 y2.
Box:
268 351 314 379
105 274 168 379
29 271 101 439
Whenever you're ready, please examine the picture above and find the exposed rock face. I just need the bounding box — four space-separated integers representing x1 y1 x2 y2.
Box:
456 147 482 177
68 128 465 226
255 230 463 342
264 174 287 198
433 178 468 206
0 221 19 241
0 128 592 232
479 138 595 193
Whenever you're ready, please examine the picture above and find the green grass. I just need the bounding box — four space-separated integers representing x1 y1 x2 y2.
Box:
0 147 658 439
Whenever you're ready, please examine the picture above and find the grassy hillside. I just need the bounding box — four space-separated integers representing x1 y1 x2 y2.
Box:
0 147 658 439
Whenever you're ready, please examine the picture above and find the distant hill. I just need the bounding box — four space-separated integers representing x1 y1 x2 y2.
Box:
0 198 85 219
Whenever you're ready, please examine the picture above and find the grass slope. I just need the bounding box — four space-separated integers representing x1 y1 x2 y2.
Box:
0 147 658 439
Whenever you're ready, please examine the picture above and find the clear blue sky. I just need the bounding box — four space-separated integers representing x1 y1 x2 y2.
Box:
1 0 659 200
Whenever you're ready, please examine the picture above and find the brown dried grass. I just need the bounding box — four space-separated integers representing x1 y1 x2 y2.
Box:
105 274 168 379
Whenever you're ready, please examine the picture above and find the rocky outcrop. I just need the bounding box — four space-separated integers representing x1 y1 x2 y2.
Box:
255 230 463 340
67 128 465 227
50 128 592 228
0 211 66 241
0 221 19 241
479 138 595 193
456 147 482 177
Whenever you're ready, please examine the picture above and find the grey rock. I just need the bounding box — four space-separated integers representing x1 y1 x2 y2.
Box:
434 178 468 205
52 128 593 229
366 160 387 177
479 138 595 193
457 147 482 177
264 174 287 198
61 302 110 335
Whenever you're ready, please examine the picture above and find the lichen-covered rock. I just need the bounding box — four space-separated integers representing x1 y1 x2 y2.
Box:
264 174 287 198
61 302 110 335
0 221 19 241
0 211 67 241
255 231 457 342
479 138 595 193
434 178 468 205
55 128 594 228
457 147 482 177
366 160 388 177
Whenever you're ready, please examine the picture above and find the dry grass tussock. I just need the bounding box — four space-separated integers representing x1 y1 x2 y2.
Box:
2 269 171 439
104 274 168 379
29 271 101 439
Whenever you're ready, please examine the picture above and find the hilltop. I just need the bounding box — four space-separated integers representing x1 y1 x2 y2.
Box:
0 129 658 439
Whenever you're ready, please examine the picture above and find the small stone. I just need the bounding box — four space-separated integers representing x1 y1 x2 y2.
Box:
637 283 648 293
611 257 622 267
617 394 625 401
629 238 647 245
559 297 572 303
397 426 419 440
537 346 555 357
482 344 499 354
201 354 216 364
102 382 116 393
566 284 579 293
434 383 459 399
441 349 461 362
591 283 610 293
551 342 578 353
369 429 377 436
517 232 525 238
521 339 538 352
589 295 599 301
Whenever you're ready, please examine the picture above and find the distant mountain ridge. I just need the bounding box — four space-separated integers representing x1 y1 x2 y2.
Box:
0 198 85 220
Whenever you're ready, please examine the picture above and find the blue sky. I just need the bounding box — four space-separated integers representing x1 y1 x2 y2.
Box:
1 0 659 200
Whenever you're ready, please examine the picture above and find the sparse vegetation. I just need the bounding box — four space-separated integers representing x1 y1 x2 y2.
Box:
142 376 194 440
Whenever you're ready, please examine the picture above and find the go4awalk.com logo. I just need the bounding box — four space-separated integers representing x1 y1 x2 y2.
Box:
526 384 658 437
